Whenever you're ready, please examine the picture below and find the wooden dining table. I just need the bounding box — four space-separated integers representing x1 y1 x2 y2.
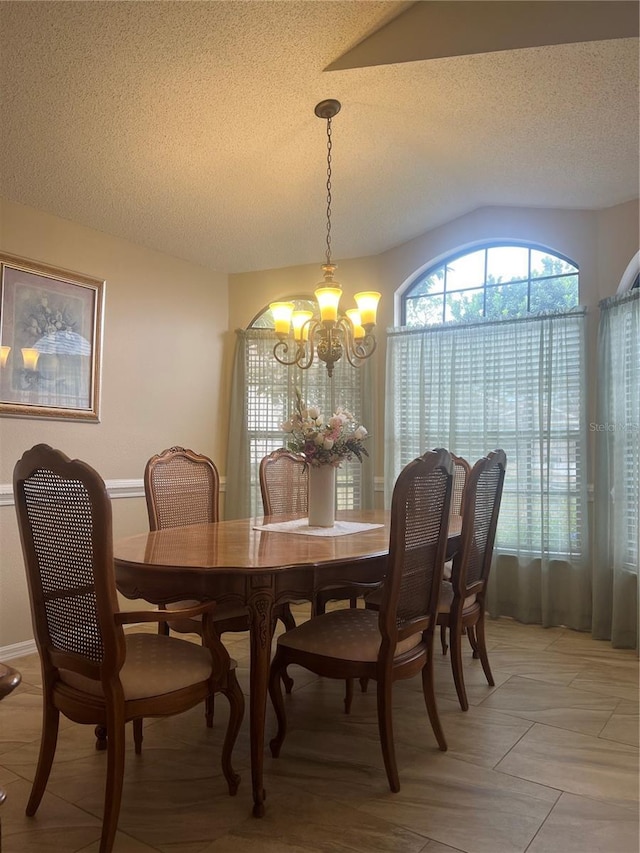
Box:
113 508 461 817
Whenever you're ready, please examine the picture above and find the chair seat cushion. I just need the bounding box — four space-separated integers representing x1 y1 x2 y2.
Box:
437 581 477 614
60 633 236 701
276 608 422 662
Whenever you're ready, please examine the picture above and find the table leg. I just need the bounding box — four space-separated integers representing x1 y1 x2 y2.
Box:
247 585 274 817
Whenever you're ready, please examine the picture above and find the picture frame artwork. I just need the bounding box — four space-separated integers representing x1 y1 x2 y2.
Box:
0 253 105 421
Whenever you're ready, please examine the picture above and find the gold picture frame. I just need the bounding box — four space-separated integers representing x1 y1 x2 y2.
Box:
0 253 105 421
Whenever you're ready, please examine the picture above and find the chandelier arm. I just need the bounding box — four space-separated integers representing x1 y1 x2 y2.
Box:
335 318 361 369
273 339 306 368
353 332 377 360
335 314 360 367
341 319 377 367
295 321 319 371
343 344 363 369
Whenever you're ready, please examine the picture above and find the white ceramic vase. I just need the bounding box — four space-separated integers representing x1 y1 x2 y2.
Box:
307 464 336 527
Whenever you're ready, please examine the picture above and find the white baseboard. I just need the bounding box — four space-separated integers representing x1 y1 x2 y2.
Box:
1 638 37 661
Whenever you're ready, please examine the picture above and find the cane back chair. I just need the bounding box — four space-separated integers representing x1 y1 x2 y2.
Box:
437 449 506 710
450 453 471 519
145 446 295 638
13 444 243 853
268 448 453 793
259 448 308 517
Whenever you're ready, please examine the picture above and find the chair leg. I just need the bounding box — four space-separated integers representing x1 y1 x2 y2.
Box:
221 671 244 796
440 622 448 655
272 608 295 694
349 596 357 609
475 614 495 687
467 624 479 658
26 702 59 815
94 725 108 750
101 710 126 853
421 643 447 751
344 678 354 714
268 649 288 758
133 718 143 754
281 669 294 695
359 677 369 693
376 674 400 793
205 693 215 728
449 619 469 712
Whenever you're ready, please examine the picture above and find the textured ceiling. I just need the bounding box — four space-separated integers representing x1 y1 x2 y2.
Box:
0 1 638 274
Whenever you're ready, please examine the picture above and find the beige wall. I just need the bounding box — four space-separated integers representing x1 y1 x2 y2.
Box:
1 197 637 650
0 198 229 648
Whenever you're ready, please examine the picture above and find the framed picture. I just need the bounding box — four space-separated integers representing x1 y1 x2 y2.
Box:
0 253 105 421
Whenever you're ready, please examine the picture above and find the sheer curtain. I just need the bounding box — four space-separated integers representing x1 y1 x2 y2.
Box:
385 310 590 630
593 290 639 648
225 328 374 519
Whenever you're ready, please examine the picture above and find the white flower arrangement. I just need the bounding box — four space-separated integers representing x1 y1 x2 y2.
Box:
281 391 369 467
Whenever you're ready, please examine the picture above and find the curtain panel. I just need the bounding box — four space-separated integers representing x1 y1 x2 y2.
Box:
225 328 375 520
385 310 590 631
593 290 639 649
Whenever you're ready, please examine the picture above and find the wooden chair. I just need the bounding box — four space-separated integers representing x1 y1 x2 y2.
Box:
145 446 296 640
259 448 308 517
145 447 249 638
367 452 469 617
268 448 453 793
437 449 507 711
146 446 296 704
438 452 471 649
13 444 243 853
259 448 357 615
450 453 471 518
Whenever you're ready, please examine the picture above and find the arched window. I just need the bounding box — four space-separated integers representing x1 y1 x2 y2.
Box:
387 240 589 631
225 296 373 518
402 244 578 327
616 251 640 294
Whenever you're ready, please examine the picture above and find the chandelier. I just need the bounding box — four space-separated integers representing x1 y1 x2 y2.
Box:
270 99 381 378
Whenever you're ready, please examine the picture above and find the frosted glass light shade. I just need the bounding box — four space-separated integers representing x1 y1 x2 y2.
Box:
354 291 381 327
315 286 342 324
21 348 40 371
0 346 10 368
270 302 295 336
346 309 365 340
292 310 314 342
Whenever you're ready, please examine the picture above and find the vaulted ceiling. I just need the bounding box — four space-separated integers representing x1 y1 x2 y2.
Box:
1 1 637 273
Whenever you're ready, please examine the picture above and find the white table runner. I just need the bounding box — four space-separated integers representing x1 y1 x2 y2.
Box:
254 518 384 537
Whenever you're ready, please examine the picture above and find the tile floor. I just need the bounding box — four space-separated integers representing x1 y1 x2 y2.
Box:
0 607 638 853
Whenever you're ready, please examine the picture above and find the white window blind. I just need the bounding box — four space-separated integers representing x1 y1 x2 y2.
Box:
242 330 365 516
385 310 588 559
600 293 640 571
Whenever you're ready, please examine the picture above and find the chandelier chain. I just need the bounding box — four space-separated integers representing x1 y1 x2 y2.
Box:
325 115 333 266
